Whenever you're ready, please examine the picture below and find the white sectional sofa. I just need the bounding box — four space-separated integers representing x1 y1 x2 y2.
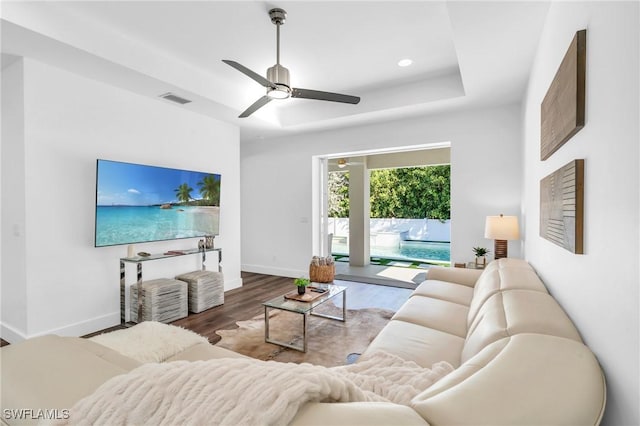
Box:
357 258 606 425
0 259 606 425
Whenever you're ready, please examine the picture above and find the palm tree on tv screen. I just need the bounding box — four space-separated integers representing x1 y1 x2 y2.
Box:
198 175 220 206
174 183 193 204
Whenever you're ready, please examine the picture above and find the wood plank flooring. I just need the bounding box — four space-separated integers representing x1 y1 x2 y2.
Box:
1 272 413 347
172 272 412 344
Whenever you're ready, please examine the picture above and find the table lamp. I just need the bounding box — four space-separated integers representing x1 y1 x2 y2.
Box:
484 214 519 259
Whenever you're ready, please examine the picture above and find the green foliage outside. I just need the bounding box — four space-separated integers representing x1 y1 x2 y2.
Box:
328 165 450 221
328 171 350 217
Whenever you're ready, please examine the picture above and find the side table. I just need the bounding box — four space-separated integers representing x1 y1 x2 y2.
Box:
119 247 222 324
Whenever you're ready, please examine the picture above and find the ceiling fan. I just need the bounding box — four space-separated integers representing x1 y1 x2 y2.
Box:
335 158 365 168
223 8 361 118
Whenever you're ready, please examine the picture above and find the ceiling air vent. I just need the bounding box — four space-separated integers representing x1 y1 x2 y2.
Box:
159 92 192 105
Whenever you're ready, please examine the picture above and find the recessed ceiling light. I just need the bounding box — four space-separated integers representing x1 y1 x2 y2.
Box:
397 59 413 67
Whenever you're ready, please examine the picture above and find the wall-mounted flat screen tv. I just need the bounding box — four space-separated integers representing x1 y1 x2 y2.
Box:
95 159 221 247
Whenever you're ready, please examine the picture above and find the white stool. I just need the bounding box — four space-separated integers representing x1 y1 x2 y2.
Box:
175 270 224 313
130 278 188 323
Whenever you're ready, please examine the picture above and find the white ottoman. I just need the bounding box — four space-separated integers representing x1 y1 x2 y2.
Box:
175 270 224 313
130 278 188 323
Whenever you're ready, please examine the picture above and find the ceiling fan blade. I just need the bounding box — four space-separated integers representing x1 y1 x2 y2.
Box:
222 60 276 89
239 96 272 118
291 88 360 104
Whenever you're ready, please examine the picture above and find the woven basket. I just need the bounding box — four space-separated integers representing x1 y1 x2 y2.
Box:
309 264 335 283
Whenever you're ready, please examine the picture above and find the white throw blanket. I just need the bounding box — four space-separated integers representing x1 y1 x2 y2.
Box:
58 351 453 426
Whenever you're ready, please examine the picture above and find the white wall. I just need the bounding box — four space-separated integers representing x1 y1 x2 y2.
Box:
1 58 242 341
241 104 522 277
1 60 27 341
522 2 639 424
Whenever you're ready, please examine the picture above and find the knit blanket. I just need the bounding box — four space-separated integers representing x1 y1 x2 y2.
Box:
57 351 453 426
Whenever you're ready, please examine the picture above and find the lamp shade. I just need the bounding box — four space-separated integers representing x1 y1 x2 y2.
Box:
484 215 520 240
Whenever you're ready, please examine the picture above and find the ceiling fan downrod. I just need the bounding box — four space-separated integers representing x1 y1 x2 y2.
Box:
269 8 286 65
267 8 290 97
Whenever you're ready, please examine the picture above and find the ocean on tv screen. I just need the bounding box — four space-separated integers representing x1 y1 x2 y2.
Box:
95 205 220 247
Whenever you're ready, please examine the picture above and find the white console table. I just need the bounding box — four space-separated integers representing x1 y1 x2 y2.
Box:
119 247 222 325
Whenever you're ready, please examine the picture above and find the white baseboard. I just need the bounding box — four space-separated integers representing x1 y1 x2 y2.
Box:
0 322 27 343
241 264 305 279
37 313 121 339
1 313 120 343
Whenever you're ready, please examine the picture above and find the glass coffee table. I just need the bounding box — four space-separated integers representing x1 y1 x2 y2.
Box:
262 284 347 352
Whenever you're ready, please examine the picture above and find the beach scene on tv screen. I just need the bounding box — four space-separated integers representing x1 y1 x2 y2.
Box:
95 160 220 247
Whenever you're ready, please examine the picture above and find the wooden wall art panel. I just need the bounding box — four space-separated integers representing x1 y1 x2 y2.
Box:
540 159 584 254
540 30 586 160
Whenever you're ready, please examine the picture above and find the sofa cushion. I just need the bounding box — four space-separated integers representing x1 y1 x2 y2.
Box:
0 335 141 425
461 290 583 363
412 279 474 306
467 258 549 326
290 402 429 426
426 266 482 287
411 334 606 426
361 319 464 368
392 295 468 338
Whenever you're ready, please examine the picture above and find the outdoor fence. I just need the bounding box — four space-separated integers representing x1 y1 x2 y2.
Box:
328 218 451 245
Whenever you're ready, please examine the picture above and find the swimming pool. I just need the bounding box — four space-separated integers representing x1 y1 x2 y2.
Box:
332 240 450 262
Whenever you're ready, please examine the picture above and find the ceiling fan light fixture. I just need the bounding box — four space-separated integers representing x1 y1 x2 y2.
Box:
267 84 291 99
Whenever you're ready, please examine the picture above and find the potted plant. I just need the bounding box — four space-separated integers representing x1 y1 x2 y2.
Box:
472 247 489 267
294 277 310 295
